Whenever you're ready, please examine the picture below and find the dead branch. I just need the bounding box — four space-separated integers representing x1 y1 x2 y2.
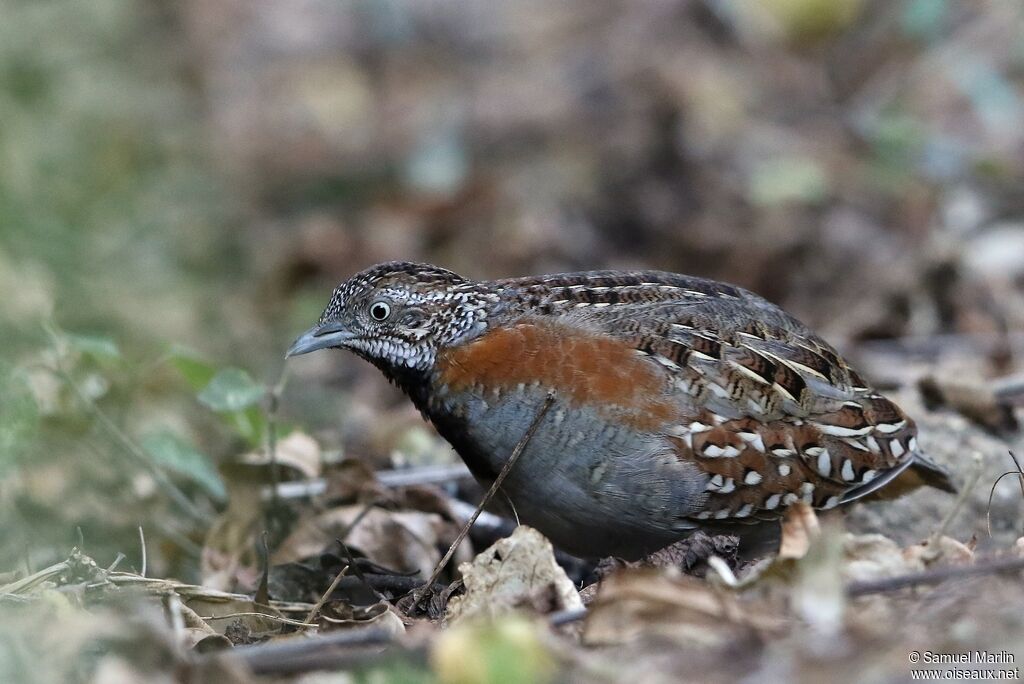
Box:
217 626 401 676
846 555 1024 597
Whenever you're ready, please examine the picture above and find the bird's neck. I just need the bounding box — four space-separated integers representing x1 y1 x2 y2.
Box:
368 355 435 413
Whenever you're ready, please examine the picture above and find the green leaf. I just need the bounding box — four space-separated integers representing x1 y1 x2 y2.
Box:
225 406 267 447
141 431 226 501
197 368 265 413
168 345 217 391
65 333 121 361
0 364 39 475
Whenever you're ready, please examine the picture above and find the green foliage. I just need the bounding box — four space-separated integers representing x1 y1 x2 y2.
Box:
431 617 556 684
64 333 122 363
197 368 265 413
0 0 235 348
196 368 267 446
168 345 217 392
141 430 226 501
0 363 39 475
170 347 269 447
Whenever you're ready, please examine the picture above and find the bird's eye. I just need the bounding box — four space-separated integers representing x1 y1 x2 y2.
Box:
369 301 392 321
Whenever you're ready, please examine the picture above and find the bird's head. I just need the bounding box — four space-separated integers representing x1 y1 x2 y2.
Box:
287 262 495 371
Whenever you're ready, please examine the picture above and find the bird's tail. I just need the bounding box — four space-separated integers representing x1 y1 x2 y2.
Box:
864 452 957 500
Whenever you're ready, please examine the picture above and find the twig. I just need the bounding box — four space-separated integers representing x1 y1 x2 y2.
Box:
353 573 445 596
137 526 147 578
201 612 319 629
334 540 389 603
412 394 555 605
987 451 1024 537
106 553 126 574
255 532 270 607
340 501 377 543
167 593 186 644
220 627 399 676
994 377 1024 403
0 559 73 595
265 365 290 507
929 453 982 546
549 607 588 627
303 565 350 624
214 602 588 677
270 463 473 500
847 555 1024 597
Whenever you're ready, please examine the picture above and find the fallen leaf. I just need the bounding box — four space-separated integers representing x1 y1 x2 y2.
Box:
583 567 785 647
241 431 322 480
778 502 820 560
841 533 919 584
274 505 460 579
902 535 975 567
319 600 406 637
791 524 845 636
445 526 583 624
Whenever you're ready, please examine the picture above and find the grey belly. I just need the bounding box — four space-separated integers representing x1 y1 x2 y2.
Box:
434 388 710 559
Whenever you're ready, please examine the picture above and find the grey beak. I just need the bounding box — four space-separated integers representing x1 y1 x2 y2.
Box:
285 321 354 358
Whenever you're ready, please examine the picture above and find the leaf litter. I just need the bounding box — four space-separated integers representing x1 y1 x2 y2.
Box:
3 432 1024 684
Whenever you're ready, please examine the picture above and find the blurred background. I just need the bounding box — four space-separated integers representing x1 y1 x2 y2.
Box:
2 0 1024 582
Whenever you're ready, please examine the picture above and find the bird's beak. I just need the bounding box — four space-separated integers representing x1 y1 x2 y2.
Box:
285 321 355 358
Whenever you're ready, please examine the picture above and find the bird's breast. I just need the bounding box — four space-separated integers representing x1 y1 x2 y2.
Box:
431 318 680 431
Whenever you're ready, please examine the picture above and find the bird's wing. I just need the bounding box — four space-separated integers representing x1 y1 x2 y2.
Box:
538 281 930 520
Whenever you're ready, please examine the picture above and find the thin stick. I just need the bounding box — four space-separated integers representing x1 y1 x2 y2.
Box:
987 451 1024 537
303 565 350 624
215 603 587 677
549 607 588 627
265 365 290 507
137 526 147 578
1009 451 1024 500
200 612 319 629
847 555 1024 597
221 627 399 676
167 593 186 645
271 463 473 500
106 553 126 574
929 453 982 545
255 532 270 607
340 501 377 543
413 393 555 604
336 539 388 603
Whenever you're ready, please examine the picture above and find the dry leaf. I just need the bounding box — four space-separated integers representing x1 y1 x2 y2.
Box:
902 535 975 567
583 568 785 647
242 431 322 479
319 600 406 637
791 525 845 636
274 505 461 578
778 502 820 560
445 526 583 624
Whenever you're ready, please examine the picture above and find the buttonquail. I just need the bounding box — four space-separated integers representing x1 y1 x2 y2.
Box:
288 262 955 559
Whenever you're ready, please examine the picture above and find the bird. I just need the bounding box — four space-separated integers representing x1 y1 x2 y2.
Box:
287 261 955 560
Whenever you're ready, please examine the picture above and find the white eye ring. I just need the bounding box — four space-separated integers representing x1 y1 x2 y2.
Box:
369 301 391 321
